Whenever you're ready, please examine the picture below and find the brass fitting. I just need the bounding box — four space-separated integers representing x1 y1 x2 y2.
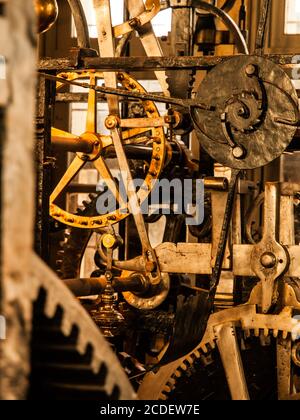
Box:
102 233 118 250
105 115 120 130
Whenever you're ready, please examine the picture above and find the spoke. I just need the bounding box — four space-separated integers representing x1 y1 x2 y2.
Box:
93 156 126 208
51 155 86 203
86 73 97 133
51 127 80 142
101 135 113 148
120 117 166 129
122 127 151 141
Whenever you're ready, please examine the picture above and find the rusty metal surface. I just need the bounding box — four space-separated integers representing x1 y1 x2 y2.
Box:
39 53 300 72
255 0 271 55
193 55 298 170
139 305 300 400
31 0 300 402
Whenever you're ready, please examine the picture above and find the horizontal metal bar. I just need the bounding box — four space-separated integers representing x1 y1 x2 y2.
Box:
39 54 300 72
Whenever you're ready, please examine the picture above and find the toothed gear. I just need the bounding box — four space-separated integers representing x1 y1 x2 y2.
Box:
28 254 135 400
138 305 300 400
56 193 99 279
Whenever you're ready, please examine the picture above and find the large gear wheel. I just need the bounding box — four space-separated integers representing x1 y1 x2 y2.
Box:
138 305 300 400
26 254 135 400
50 70 166 229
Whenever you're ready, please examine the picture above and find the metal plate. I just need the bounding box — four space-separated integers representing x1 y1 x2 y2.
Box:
193 55 298 170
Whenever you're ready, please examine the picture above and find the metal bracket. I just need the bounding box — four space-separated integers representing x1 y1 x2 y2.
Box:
169 0 192 7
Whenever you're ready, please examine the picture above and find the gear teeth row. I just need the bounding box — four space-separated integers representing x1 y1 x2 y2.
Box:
28 258 135 401
150 309 300 401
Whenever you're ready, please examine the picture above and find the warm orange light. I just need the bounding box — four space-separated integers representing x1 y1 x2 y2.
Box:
34 0 58 34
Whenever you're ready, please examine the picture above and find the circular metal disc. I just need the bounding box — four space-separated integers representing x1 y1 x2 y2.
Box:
193 55 298 170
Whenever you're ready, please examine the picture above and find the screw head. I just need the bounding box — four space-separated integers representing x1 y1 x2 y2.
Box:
260 252 277 269
232 146 246 160
105 115 119 130
102 233 117 250
245 64 257 76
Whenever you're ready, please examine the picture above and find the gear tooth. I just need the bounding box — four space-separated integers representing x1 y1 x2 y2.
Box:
160 393 168 401
282 331 289 340
89 193 97 200
244 329 251 338
264 328 269 337
180 361 188 372
200 344 208 354
163 385 172 394
174 370 182 378
273 329 279 338
193 350 201 359
185 356 194 366
61 314 73 337
167 378 176 386
292 331 298 341
82 201 90 207
56 259 63 265
209 340 216 350
254 328 260 337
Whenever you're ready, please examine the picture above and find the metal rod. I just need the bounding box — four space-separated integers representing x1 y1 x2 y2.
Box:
38 54 300 72
255 0 271 55
64 276 107 297
64 275 149 297
51 136 94 153
40 73 213 110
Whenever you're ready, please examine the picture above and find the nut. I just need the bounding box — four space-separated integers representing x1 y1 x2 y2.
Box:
105 115 120 130
260 252 277 269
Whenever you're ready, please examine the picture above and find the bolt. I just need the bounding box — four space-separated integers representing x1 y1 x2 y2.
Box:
102 233 117 250
105 115 120 130
232 146 246 160
129 17 141 28
260 252 277 269
238 107 246 117
245 64 257 77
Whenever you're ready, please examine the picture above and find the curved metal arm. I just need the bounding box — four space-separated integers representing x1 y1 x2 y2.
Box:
221 0 237 13
192 0 249 54
66 0 90 48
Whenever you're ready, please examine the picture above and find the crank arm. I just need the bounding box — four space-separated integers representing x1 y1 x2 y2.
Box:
110 126 161 285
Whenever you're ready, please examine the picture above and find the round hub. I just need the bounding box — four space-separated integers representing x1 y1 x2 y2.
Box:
193 55 298 170
260 252 277 269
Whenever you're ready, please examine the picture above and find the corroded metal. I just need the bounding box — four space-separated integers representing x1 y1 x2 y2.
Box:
193 55 298 170
39 53 300 72
50 71 166 229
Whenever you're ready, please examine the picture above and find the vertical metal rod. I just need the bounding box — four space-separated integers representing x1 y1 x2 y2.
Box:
255 0 271 55
216 323 250 401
